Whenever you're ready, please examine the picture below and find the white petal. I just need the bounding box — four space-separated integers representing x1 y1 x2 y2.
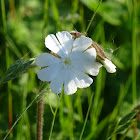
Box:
56 31 72 45
102 58 116 73
50 68 77 95
45 34 65 57
78 48 102 75
50 74 63 94
81 47 96 64
71 48 96 64
56 31 73 56
35 53 61 67
86 62 102 76
37 62 62 81
63 69 93 95
71 48 101 76
63 69 77 95
72 37 92 52
72 70 93 88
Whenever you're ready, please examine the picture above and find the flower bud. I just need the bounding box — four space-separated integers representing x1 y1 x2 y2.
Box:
70 31 116 73
90 41 107 61
91 41 116 73
101 58 116 73
70 31 86 39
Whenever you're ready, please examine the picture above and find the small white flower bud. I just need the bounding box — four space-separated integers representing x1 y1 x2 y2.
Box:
101 58 116 73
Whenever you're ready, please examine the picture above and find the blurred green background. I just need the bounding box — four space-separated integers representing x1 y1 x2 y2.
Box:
0 0 140 139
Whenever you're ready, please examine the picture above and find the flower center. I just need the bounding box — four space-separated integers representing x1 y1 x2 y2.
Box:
64 58 71 65
62 57 71 68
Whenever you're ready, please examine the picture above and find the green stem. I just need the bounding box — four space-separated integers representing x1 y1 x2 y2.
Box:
42 0 48 38
1 0 7 33
135 129 140 140
48 93 62 140
3 83 45 140
47 96 55 115
36 99 44 140
85 0 102 33
79 92 94 140
132 0 137 104
6 30 13 139
9 0 16 19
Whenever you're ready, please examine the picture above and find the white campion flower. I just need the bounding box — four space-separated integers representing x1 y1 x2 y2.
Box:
36 31 101 95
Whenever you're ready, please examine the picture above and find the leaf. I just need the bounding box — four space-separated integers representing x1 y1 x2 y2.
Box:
108 120 118 138
107 111 137 139
118 111 137 126
5 58 24 75
115 122 132 134
0 58 35 85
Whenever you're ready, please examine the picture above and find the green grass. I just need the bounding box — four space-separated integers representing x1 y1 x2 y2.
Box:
0 0 140 140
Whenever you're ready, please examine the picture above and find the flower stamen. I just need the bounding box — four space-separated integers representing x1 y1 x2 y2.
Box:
64 58 71 65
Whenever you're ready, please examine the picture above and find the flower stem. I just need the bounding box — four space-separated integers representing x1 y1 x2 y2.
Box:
48 93 62 140
85 0 102 33
135 128 140 140
36 99 44 140
79 92 94 140
3 82 45 140
3 90 45 140
132 0 137 105
6 43 13 139
36 82 45 140
1 0 7 34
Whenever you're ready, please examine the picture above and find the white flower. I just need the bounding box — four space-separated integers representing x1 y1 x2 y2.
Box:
36 31 101 95
101 58 116 73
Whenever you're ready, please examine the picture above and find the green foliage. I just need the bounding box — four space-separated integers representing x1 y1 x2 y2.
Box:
0 57 35 85
108 111 138 138
118 111 137 126
80 0 127 25
0 0 139 140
